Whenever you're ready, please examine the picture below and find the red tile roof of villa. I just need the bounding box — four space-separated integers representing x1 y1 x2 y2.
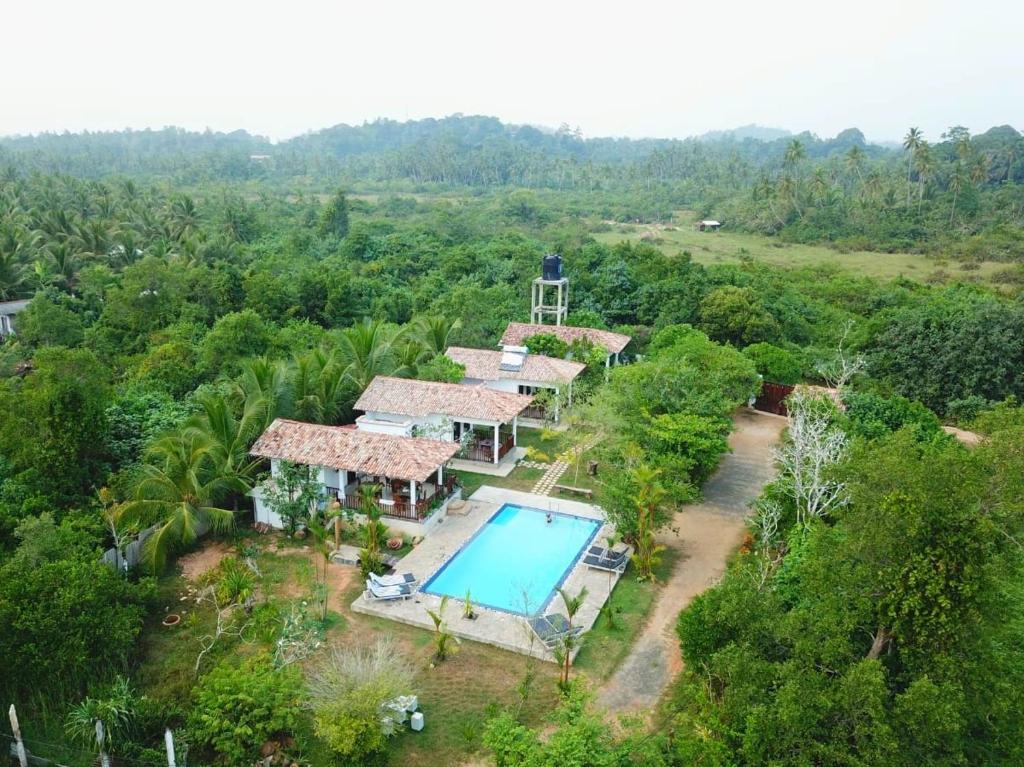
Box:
250 418 459 482
354 376 533 423
500 322 631 354
446 347 585 385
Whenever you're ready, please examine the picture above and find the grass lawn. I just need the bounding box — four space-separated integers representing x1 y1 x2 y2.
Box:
129 533 567 767
575 547 680 682
592 216 1011 287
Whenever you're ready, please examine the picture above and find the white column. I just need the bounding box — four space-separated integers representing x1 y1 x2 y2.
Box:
493 423 500 463
437 466 443 483
409 479 417 511
553 387 561 422
512 416 518 446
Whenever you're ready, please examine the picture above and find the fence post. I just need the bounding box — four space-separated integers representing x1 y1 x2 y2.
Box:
8 704 28 767
164 728 176 767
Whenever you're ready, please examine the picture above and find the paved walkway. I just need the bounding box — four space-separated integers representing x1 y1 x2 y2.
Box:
531 434 603 495
596 408 786 715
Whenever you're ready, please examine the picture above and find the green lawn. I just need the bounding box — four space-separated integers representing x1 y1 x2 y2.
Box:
592 217 1011 286
575 548 680 681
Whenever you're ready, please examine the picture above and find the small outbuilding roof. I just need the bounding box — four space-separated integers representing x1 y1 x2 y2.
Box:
354 376 533 424
446 347 586 385
699 220 721 226
250 418 459 482
500 322 631 355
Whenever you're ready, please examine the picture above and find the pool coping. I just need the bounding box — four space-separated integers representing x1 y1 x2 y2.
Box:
420 503 603 616
349 487 625 662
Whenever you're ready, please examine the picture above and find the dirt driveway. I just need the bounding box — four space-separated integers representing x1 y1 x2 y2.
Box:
597 408 785 714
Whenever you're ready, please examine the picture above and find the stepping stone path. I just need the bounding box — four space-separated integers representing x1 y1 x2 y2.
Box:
531 458 571 495
530 434 603 495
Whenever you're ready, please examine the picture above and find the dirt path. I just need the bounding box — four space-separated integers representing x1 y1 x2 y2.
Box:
597 408 785 715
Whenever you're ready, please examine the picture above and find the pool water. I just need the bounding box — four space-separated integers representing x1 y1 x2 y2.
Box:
423 504 600 615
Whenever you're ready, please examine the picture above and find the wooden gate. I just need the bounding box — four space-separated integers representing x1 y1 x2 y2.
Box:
753 381 795 416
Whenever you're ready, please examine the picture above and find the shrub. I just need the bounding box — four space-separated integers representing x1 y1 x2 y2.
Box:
522 332 569 358
307 638 415 766
743 342 803 385
187 654 302 766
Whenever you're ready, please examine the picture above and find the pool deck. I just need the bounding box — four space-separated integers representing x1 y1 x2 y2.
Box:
350 486 624 661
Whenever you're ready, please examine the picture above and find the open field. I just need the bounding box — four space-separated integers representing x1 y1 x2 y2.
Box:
592 219 1012 286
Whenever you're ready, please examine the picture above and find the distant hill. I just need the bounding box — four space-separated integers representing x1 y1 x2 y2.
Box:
698 124 793 143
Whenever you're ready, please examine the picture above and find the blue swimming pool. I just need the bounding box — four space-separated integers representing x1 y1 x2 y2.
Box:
423 504 600 615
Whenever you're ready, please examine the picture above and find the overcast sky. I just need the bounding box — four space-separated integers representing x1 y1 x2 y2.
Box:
2 0 1021 144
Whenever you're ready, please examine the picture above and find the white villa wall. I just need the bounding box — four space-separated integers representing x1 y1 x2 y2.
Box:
463 376 558 397
252 484 284 528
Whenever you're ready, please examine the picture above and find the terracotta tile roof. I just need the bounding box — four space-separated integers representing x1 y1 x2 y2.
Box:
250 418 459 482
446 347 585 385
354 376 533 423
500 322 631 354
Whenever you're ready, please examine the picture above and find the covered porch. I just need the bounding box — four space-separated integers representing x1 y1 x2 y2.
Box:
325 468 459 522
455 419 518 464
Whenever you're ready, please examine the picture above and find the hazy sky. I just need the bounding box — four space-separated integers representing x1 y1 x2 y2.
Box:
2 0 1021 144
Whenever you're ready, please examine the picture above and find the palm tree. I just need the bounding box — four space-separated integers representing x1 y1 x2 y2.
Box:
413 315 462 355
949 162 967 227
783 138 805 173
122 432 240 571
336 318 410 391
0 240 27 299
169 194 202 241
631 465 667 581
553 586 588 689
185 392 264 509
291 348 347 424
913 143 935 214
237 357 292 429
903 127 924 205
844 145 866 186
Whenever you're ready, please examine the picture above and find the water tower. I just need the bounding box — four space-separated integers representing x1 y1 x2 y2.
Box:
531 253 568 326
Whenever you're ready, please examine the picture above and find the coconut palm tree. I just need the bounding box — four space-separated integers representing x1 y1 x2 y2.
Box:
336 318 411 391
185 392 264 509
844 145 866 186
913 142 935 214
238 357 292 429
903 127 924 205
123 431 240 572
949 162 967 227
169 194 202 241
0 239 28 299
413 315 462 355
291 348 347 424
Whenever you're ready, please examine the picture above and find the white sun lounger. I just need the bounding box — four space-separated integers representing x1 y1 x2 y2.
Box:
370 571 418 588
365 580 416 601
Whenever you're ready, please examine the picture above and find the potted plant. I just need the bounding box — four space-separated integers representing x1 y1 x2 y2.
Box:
462 589 476 620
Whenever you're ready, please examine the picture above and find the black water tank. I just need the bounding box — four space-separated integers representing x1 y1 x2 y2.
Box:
542 254 562 281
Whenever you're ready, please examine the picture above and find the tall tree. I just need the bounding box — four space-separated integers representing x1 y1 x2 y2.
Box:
123 432 240 571
903 127 924 205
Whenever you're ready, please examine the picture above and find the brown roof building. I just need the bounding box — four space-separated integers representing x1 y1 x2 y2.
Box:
251 418 459 482
446 346 585 385
499 322 631 355
354 376 533 424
